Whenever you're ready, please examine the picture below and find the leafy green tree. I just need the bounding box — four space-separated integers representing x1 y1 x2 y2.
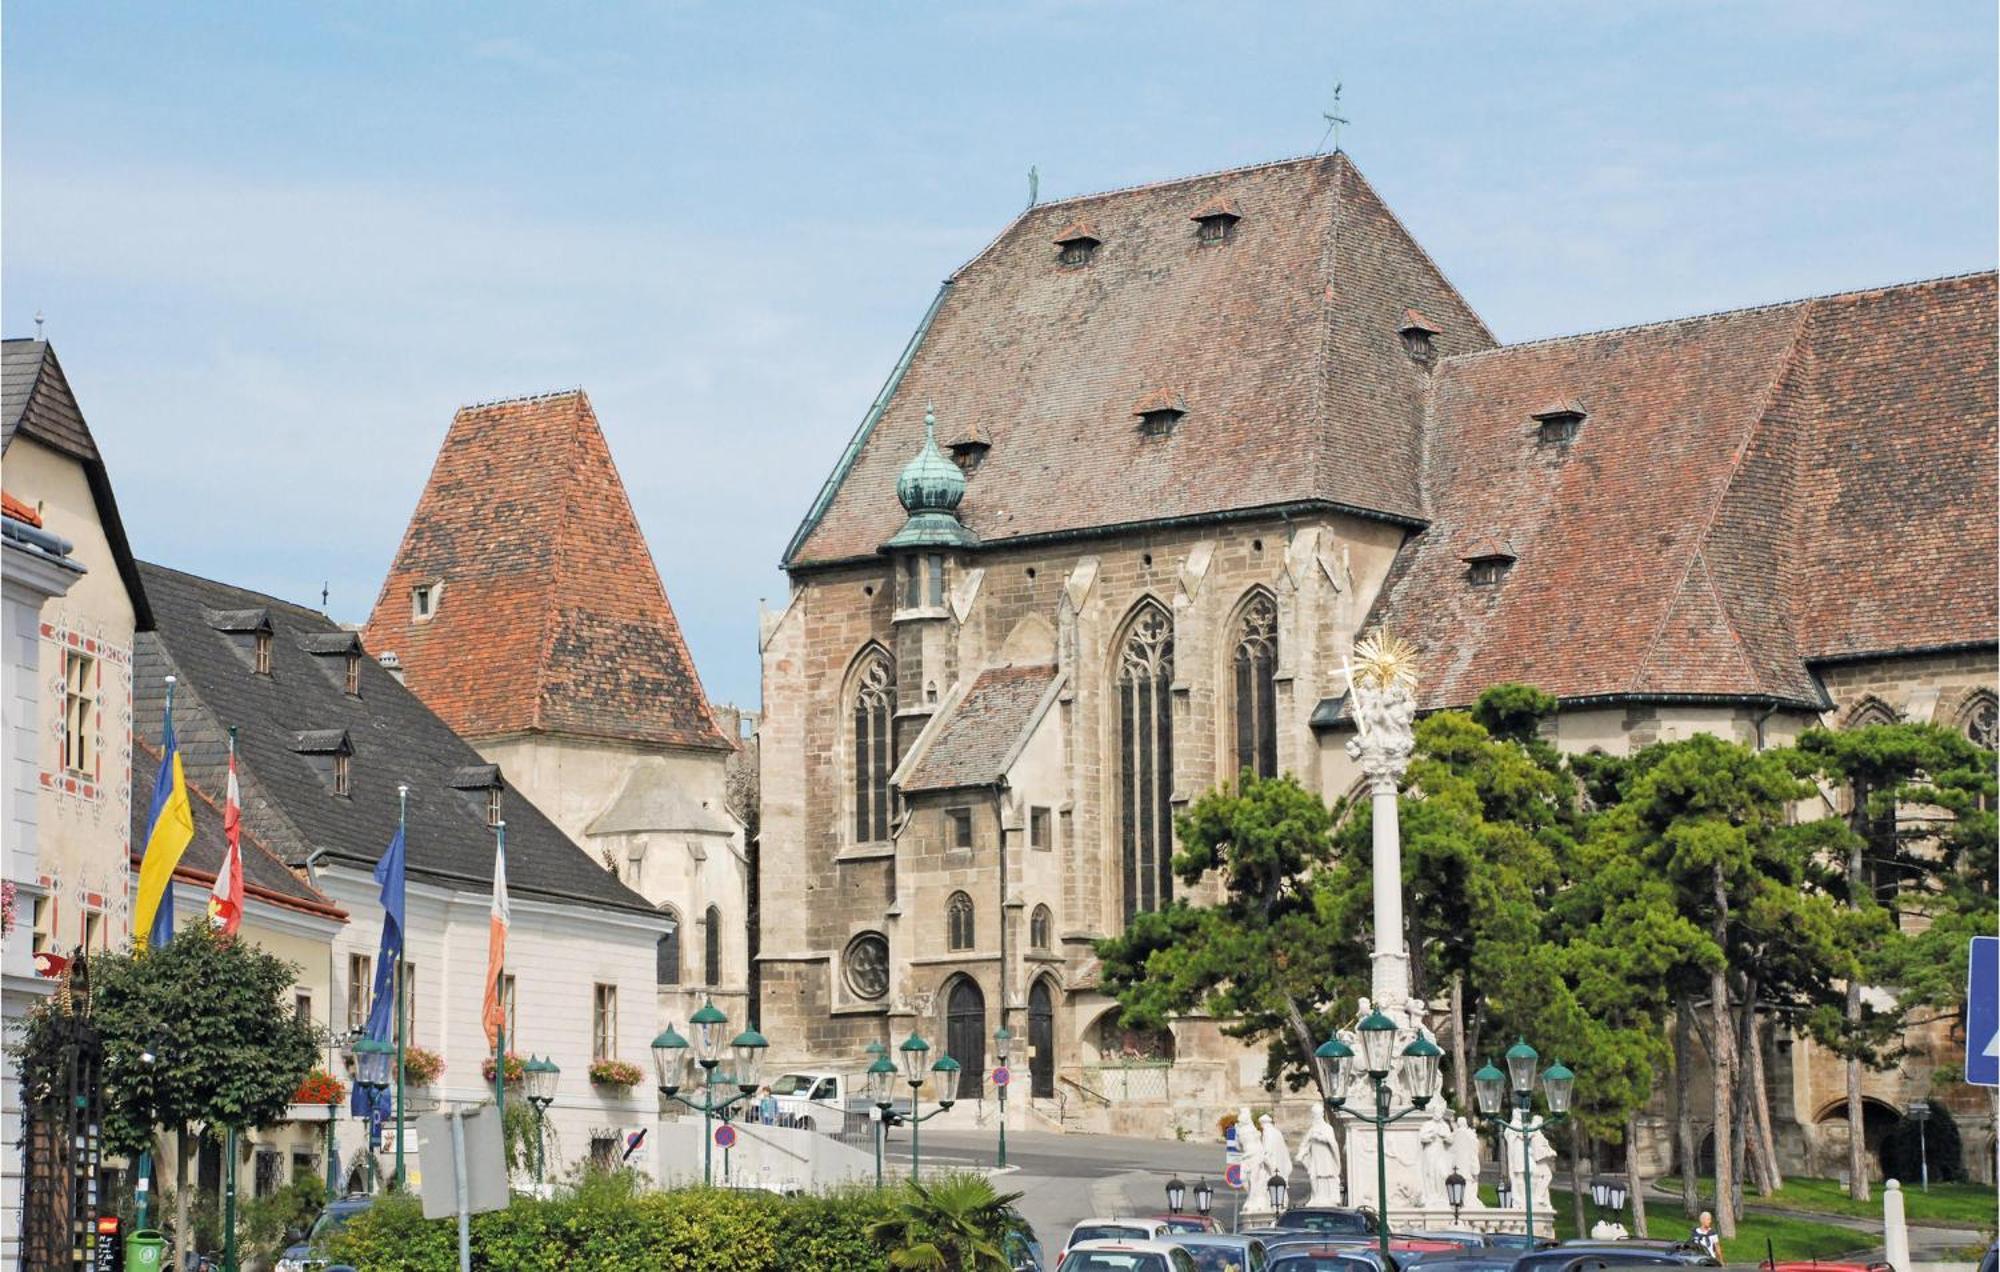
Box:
92 924 320 1256
1796 721 1997 1200
865 1173 1029 1272
1097 772 1365 1093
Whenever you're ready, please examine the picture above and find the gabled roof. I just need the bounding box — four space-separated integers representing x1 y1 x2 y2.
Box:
786 152 1495 567
900 665 1062 793
362 390 728 751
1345 272 1997 717
2 338 154 628
137 560 661 916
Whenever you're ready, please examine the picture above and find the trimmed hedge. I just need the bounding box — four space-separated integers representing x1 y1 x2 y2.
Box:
329 1172 901 1271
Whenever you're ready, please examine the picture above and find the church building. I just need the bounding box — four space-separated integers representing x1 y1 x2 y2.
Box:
757 151 1997 1161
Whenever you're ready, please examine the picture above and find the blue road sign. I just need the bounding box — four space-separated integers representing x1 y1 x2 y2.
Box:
1967 936 1998 1088
714 1123 738 1149
992 1065 1010 1088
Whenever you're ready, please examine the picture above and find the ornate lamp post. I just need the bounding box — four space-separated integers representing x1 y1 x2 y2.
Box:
1166 1177 1187 1214
1266 1172 1290 1216
992 1024 1013 1169
898 1033 959 1180
1314 1011 1441 1262
1473 1040 1574 1242
651 1000 768 1186
1194 1178 1215 1220
867 1054 897 1188
353 1037 393 1193
1446 1169 1467 1225
523 1056 559 1190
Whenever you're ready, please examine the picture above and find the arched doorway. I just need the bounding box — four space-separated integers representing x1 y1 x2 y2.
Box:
1028 979 1056 1098
945 977 986 1101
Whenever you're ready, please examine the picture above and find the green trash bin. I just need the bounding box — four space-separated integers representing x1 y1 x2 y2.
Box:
125 1228 167 1272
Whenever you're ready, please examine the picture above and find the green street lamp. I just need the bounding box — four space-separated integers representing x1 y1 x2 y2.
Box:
897 1033 958 1180
651 1004 768 1186
1473 1040 1575 1242
1313 1013 1440 1261
353 1037 394 1194
523 1056 559 1190
866 1054 897 1188
992 1024 1013 1169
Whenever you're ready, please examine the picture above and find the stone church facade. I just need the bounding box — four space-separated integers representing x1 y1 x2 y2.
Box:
758 153 1997 1157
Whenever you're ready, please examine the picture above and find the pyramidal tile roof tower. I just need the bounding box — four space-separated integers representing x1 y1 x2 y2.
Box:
364 389 729 751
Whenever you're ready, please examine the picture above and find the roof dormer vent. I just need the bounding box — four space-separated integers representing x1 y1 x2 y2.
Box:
1462 536 1517 587
1190 197 1242 245
1532 398 1587 445
1133 389 1187 437
946 420 993 474
1399 309 1440 363
1054 220 1101 267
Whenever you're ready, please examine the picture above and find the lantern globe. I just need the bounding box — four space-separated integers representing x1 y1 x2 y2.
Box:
866 1055 896 1106
1473 1059 1506 1116
523 1055 560 1106
651 1025 691 1093
1541 1058 1575 1115
1267 1173 1290 1213
1445 1170 1467 1209
1358 1009 1398 1076
689 1000 729 1066
1606 1179 1628 1211
1496 1178 1515 1210
1165 1177 1186 1213
992 1024 1013 1064
354 1037 392 1090
1194 1178 1215 1216
1401 1034 1443 1104
1590 1177 1610 1208
730 1029 769 1092
1314 1036 1353 1100
1504 1038 1539 1094
899 1033 931 1086
932 1054 961 1108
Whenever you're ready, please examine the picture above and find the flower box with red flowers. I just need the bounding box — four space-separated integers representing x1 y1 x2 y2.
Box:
404 1045 445 1086
589 1059 645 1089
481 1051 526 1086
295 1069 348 1106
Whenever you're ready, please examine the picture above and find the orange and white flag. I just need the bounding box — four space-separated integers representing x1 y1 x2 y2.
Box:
207 739 244 934
481 825 510 1048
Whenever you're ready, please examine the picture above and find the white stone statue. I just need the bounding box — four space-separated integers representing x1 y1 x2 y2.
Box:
1450 1116 1486 1210
1237 1107 1274 1216
1259 1114 1293 1210
1528 1128 1557 1213
1418 1110 1452 1208
1300 1104 1343 1207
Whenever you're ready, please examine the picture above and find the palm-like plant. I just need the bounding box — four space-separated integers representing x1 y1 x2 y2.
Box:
867 1172 1030 1272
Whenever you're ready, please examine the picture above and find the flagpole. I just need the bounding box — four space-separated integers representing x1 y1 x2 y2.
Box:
493 820 507 1123
394 782 409 1192
134 675 176 1232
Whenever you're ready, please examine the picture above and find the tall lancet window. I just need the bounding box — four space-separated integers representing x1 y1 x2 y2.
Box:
852 649 896 843
1232 591 1279 780
1117 602 1175 925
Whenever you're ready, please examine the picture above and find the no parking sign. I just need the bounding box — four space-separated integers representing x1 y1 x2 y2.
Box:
1224 1162 1245 1190
714 1124 738 1149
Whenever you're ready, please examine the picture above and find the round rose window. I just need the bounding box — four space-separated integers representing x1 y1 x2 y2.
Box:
844 932 890 1000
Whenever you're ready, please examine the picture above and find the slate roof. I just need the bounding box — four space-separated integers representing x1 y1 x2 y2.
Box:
901 665 1062 793
786 152 1495 566
137 560 662 916
2 338 154 628
1342 272 1998 717
131 735 344 921
363 390 728 751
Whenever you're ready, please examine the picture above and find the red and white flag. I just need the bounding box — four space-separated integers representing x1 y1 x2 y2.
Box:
481 826 510 1048
208 740 244 934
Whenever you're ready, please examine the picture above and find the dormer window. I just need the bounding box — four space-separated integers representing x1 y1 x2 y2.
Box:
449 764 505 826
1133 389 1187 437
299 631 364 695
1462 537 1517 587
947 421 992 474
333 752 351 797
291 729 354 797
344 652 361 696
486 787 503 826
1533 399 1587 445
206 608 275 675
411 582 440 622
253 631 272 676
1399 309 1440 363
1190 197 1242 245
1054 220 1101 267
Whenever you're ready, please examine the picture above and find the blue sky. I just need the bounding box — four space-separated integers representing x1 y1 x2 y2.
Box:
6 2 1994 708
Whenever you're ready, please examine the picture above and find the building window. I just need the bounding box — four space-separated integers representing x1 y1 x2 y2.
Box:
1467 558 1510 586
703 905 722 987
1030 806 1052 851
948 807 974 851
1116 601 1175 925
1232 591 1279 781
657 908 681 986
83 910 104 952
902 559 920 608
62 651 94 774
291 1151 318 1183
500 973 517 1043
411 583 436 621
31 895 52 957
843 932 890 1000
1196 215 1234 244
589 1134 618 1170
926 554 947 607
344 653 361 696
852 649 896 843
400 962 417 1041
346 953 371 1032
294 992 312 1023
1533 403 1587 445
333 752 351 797
1961 690 1997 750
947 891 975 951
485 787 502 827
253 631 272 676
254 1149 282 1198
1030 904 1052 951
593 983 618 1061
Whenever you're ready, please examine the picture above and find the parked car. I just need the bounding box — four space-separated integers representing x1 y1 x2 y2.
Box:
1394 1252 1516 1272
1272 1208 1379 1237
1059 1239 1203 1272
1170 1232 1273 1271
1482 1235 1558 1252
1247 1234 1397 1272
1061 1220 1190 1265
1153 1214 1224 1235
1270 1246 1408 1272
1512 1242 1717 1272
275 1195 375 1272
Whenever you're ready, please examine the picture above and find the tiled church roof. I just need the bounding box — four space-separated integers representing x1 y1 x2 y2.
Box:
1357 272 1997 714
363 390 729 751
900 665 1062 793
787 152 1495 566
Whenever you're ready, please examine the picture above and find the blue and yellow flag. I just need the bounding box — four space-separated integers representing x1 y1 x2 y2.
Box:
134 705 195 947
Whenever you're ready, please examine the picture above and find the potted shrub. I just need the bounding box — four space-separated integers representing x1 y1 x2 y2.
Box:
404 1045 445 1086
294 1069 348 1106
588 1059 645 1090
481 1051 526 1086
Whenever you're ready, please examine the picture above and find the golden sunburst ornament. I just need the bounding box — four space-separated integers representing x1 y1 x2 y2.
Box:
1350 630 1419 692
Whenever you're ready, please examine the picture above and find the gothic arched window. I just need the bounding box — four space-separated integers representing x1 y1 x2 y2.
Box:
1030 904 1052 951
1844 697 1897 729
852 649 896 843
1960 690 1997 751
657 906 681 986
1231 591 1279 780
1116 601 1175 925
946 891 975 951
703 905 722 987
